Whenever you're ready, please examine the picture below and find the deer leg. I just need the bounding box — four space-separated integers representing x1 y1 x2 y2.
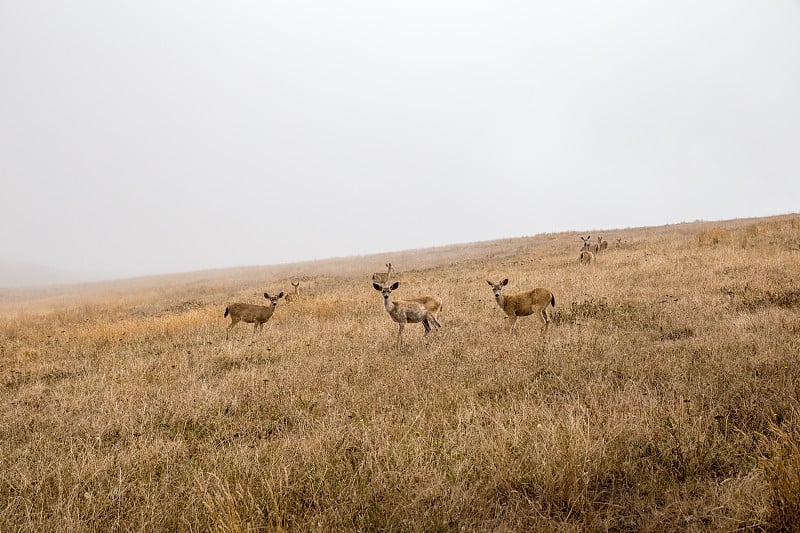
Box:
509 315 518 333
421 318 431 335
226 319 239 340
428 314 441 330
397 323 405 347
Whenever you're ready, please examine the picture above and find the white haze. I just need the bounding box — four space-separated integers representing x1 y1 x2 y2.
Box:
1 1 798 285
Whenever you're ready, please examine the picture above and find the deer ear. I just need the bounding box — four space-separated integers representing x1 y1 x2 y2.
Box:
263 293 270 299
501 279 509 286
486 280 494 286
373 283 382 291
390 281 400 290
278 292 284 298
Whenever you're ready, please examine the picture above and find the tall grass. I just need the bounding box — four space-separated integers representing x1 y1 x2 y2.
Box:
1 215 799 531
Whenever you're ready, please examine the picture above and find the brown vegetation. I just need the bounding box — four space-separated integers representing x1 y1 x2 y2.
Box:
1 214 800 531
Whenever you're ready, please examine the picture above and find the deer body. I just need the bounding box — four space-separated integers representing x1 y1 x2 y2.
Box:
407 295 442 320
487 279 554 333
372 263 393 284
373 281 440 347
224 292 284 339
284 281 300 302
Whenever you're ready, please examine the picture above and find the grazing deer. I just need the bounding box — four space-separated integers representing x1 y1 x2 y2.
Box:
373 281 440 347
408 295 442 322
372 263 393 284
284 281 300 302
224 292 284 340
580 236 595 264
487 279 555 333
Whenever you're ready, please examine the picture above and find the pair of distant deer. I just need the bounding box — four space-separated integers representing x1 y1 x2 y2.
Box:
370 263 554 346
371 277 555 347
370 263 442 347
579 235 608 264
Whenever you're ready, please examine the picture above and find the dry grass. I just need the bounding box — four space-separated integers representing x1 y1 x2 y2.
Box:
2 214 800 531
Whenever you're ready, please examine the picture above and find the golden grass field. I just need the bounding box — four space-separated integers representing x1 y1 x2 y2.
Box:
2 215 800 531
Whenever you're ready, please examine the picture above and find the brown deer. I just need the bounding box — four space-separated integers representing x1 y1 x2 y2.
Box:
373 281 440 347
597 236 608 253
371 263 393 284
487 279 555 333
224 292 284 339
284 281 300 302
579 236 595 265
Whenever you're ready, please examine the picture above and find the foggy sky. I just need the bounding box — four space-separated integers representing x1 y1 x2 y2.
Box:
1 1 799 284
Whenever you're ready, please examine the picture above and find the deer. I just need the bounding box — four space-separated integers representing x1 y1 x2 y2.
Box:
223 292 284 340
373 281 440 347
486 278 555 333
408 294 442 322
580 236 595 265
371 263 393 284
284 281 300 302
597 236 608 253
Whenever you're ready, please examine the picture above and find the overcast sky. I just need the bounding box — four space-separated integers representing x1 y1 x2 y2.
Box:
1 1 798 283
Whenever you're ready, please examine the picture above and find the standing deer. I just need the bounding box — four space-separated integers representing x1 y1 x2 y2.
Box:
597 236 608 253
224 292 284 340
284 281 300 302
487 279 555 333
580 236 595 265
373 281 440 347
372 263 393 284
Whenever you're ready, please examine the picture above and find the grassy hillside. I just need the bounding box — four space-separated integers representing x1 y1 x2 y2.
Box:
2 215 800 531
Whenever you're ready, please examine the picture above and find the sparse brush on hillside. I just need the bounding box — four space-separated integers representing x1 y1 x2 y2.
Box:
1 214 800 531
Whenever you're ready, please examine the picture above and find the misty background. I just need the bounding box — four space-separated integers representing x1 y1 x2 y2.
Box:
1 1 798 286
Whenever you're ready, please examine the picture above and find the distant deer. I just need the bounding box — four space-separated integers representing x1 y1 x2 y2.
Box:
487 279 555 333
580 236 595 264
224 292 284 339
284 281 300 302
371 263 393 284
597 236 608 253
373 281 440 347
614 238 624 249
